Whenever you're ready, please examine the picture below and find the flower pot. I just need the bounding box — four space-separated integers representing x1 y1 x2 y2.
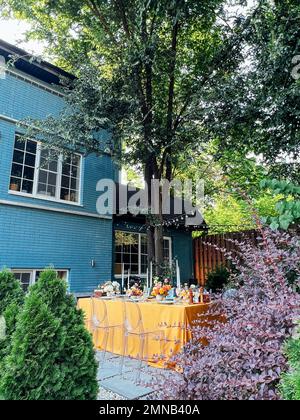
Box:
10 183 19 191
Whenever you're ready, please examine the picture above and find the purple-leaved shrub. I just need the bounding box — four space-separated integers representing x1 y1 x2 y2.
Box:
155 229 300 400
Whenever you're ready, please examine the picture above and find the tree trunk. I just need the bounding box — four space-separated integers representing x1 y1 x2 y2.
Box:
154 183 164 275
145 155 164 277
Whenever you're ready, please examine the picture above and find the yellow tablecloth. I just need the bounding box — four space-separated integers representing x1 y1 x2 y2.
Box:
78 298 221 369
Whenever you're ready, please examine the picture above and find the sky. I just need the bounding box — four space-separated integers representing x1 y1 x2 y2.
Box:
0 18 46 56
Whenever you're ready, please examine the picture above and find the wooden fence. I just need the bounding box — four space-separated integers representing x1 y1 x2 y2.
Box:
193 230 258 285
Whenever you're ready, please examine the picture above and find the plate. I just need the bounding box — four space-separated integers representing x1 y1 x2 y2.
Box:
99 296 113 300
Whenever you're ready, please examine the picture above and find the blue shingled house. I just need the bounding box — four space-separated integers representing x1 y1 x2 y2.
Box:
0 40 205 295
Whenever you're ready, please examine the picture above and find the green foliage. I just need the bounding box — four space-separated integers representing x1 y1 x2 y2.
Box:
206 265 230 292
200 0 300 163
202 193 282 235
0 269 24 316
260 179 300 230
280 323 300 400
0 270 24 365
0 270 98 400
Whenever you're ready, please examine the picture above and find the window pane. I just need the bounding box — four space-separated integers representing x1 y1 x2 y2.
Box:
15 136 25 151
57 271 67 280
131 253 138 265
25 153 36 167
72 155 80 167
23 166 35 181
21 180 33 194
70 166 78 178
62 163 71 176
61 175 69 188
115 253 122 263
49 160 58 172
47 184 56 197
115 263 122 275
13 150 24 164
9 177 21 192
26 140 37 154
38 170 47 184
131 265 139 275
48 172 57 186
70 177 79 190
11 163 23 178
37 183 48 195
69 190 78 202
60 188 69 201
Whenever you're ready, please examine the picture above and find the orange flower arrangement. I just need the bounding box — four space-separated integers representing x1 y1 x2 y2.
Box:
127 285 143 297
151 281 172 297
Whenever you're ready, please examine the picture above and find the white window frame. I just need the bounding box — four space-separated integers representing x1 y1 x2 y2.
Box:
163 237 173 268
11 269 69 291
114 231 172 278
9 136 83 206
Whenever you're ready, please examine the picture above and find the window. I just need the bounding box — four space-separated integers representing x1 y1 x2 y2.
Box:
115 232 139 275
163 237 172 265
13 271 33 292
114 231 172 277
10 136 37 195
12 269 69 292
9 135 82 204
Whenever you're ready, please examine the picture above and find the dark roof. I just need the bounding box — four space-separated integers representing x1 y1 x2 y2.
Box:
114 183 208 232
0 39 75 86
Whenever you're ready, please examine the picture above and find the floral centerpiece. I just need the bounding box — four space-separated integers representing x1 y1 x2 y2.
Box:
94 280 120 297
151 277 172 301
126 284 143 299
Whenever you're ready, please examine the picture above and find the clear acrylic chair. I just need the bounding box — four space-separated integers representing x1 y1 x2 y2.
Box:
90 297 123 365
120 300 165 382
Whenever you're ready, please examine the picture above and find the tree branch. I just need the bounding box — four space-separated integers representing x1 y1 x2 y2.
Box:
87 0 118 45
173 5 263 131
113 0 132 39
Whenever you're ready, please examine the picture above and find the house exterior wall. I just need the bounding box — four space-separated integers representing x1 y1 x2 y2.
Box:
0 56 194 293
113 220 194 283
0 70 115 293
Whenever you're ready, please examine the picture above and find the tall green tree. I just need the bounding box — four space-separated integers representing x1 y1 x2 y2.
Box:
0 270 24 365
1 0 253 270
195 0 300 168
0 270 98 400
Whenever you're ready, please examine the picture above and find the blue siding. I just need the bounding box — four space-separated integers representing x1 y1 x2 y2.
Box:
0 205 112 293
0 73 65 121
0 68 115 292
171 230 194 282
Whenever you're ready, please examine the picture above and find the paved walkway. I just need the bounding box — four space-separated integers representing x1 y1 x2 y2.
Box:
96 351 177 400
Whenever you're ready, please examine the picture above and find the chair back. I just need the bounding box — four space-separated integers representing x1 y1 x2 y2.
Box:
122 301 144 335
91 298 108 330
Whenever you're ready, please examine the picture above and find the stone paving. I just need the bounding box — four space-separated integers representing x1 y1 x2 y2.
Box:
96 351 176 400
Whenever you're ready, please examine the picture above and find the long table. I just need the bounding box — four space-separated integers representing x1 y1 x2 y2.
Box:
78 297 222 368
